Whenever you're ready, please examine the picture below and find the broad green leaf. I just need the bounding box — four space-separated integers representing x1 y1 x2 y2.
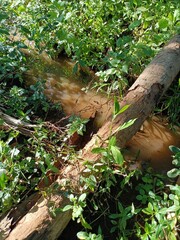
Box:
49 11 58 19
17 5 26 12
143 202 154 215
108 136 116 147
111 146 124 165
172 159 180 167
110 59 120 67
155 224 163 238
91 147 106 154
173 9 180 21
158 207 168 214
79 60 86 67
0 169 6 177
167 168 180 178
20 26 31 35
73 205 83 218
77 231 88 240
168 232 177 240
136 195 143 201
0 28 9 35
166 205 180 212
62 205 72 212
158 18 169 29
122 64 128 73
50 166 59 173
0 13 8 21
129 20 141 30
169 145 180 154
113 99 130 120
146 16 154 21
137 7 147 12
79 193 86 202
116 36 132 47
106 68 116 75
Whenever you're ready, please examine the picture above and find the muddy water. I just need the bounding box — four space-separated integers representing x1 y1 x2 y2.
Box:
125 116 180 173
26 53 179 173
26 54 113 128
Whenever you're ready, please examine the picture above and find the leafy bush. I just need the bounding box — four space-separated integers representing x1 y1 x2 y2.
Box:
68 155 179 240
4 0 180 94
167 146 180 179
1 1 180 239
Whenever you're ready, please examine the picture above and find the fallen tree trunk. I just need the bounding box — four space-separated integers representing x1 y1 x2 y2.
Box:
1 35 180 240
0 110 37 136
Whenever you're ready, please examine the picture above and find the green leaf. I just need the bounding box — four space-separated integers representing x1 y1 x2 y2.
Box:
110 213 121 219
17 5 26 12
62 205 72 212
50 166 59 173
129 20 141 30
73 62 78 74
79 193 86 202
106 68 116 75
113 96 120 116
79 60 86 67
158 207 168 215
0 119 4 125
72 205 83 219
158 18 169 29
111 146 124 165
20 26 31 35
108 136 116 147
0 169 6 177
77 231 88 240
80 216 92 230
118 105 130 114
169 145 180 155
143 202 154 215
116 118 137 132
136 195 143 201
121 64 128 73
0 13 8 21
167 168 180 178
166 205 180 212
168 232 177 240
137 7 147 12
0 28 9 35
91 147 106 154
113 98 130 120
172 159 180 167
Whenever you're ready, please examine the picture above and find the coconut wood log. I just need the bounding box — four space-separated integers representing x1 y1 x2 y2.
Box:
1 35 180 240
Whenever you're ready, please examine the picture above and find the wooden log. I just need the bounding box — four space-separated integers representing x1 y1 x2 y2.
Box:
0 110 37 136
2 35 180 240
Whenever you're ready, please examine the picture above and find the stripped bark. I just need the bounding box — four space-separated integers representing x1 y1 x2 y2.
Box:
1 35 180 240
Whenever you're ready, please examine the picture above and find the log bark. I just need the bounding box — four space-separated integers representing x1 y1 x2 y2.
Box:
0 110 36 136
1 35 180 240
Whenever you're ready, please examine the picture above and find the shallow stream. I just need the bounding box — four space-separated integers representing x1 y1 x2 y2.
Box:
25 52 179 173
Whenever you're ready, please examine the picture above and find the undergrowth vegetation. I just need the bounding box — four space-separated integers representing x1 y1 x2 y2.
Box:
0 0 180 239
2 0 179 94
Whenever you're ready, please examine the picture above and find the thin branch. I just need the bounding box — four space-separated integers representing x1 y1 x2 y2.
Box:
0 110 37 136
